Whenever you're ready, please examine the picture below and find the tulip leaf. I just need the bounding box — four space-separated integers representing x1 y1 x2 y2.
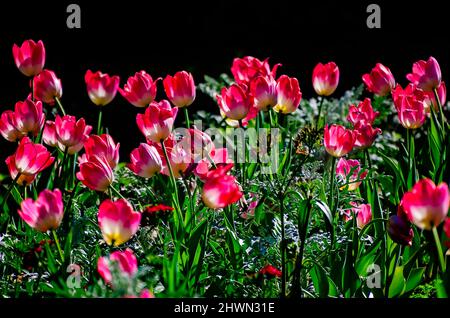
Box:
310 263 329 298
388 266 405 297
404 267 425 294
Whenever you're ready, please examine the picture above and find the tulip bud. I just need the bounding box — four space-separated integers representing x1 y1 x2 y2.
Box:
216 84 252 120
13 98 45 136
347 98 379 126
12 39 45 77
163 71 196 108
202 164 242 209
128 143 162 178
85 70 120 106
353 121 382 149
406 56 442 92
336 158 367 191
231 56 280 85
34 70 63 105
250 76 277 111
312 62 340 96
55 115 92 155
97 248 138 284
84 134 120 169
392 84 426 129
323 124 355 158
119 71 159 107
387 215 414 246
273 75 302 114
362 63 395 96
76 155 115 192
42 121 57 147
136 100 178 143
0 111 25 142
424 82 446 113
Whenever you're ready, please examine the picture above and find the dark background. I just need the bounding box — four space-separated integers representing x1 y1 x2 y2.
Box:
0 0 449 171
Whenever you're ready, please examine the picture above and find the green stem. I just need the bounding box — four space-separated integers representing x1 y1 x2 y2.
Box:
52 230 65 263
432 226 446 273
161 141 183 223
109 185 126 200
97 109 103 135
329 156 337 213
1 174 21 208
315 96 325 129
183 107 191 129
433 88 446 128
55 97 66 116
280 196 286 298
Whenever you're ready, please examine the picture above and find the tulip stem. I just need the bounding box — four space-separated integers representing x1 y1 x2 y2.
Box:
433 88 446 128
1 173 21 209
161 141 182 223
54 97 66 116
329 156 337 213
97 109 103 135
51 230 65 263
109 185 126 201
279 195 286 298
315 96 325 129
432 226 446 273
183 108 191 129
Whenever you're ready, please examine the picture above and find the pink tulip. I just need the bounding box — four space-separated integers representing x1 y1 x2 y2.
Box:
98 199 141 246
119 71 159 107
163 71 196 108
323 124 355 158
347 98 379 126
273 75 302 114
353 122 382 149
76 155 115 192
362 63 396 96
5 137 54 180
54 115 92 154
312 62 340 96
401 178 449 230
0 111 25 142
336 158 367 191
392 84 426 129
42 121 57 147
444 218 450 240
194 148 232 181
12 39 45 77
136 100 178 143
5 155 36 186
424 82 446 113
13 98 45 136
202 164 243 209
85 70 120 106
250 76 277 111
406 56 442 92
217 84 252 120
83 134 120 169
152 135 190 178
231 56 280 85
18 189 64 232
33 69 63 105
128 143 162 178
345 203 372 229
97 248 138 284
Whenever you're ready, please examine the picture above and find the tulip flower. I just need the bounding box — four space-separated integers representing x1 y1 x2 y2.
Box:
336 158 367 191
54 115 92 154
406 56 442 92
17 189 64 232
163 71 196 108
444 218 450 240
392 84 426 129
250 75 277 111
259 264 282 278
387 215 414 246
312 62 340 96
85 70 120 106
152 135 190 178
12 39 45 77
136 100 178 143
353 122 382 149
202 164 242 209
119 71 159 107
42 121 57 147
128 143 162 178
231 56 280 85
347 98 379 126
5 155 36 186
33 70 63 105
345 203 372 229
97 248 138 284
6 137 54 181
76 155 115 192
216 84 252 121
13 98 45 136
83 134 120 169
323 124 355 158
98 199 141 246
0 111 25 142
362 63 395 96
424 82 446 113
401 178 449 230
273 75 302 114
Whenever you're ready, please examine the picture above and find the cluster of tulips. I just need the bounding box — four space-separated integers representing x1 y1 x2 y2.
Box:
1 38 450 298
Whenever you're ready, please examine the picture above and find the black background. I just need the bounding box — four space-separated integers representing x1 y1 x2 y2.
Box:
0 0 449 171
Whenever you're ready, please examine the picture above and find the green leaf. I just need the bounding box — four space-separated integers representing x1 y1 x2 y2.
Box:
388 266 405 297
310 263 329 298
404 267 425 293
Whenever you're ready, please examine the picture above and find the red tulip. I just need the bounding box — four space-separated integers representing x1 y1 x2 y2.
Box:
444 218 450 239
136 100 178 143
97 248 138 284
401 178 449 230
424 82 446 113
406 56 442 92
353 122 382 149
128 143 162 178
387 215 414 246
119 71 159 107
85 70 120 106
194 148 231 181
259 264 282 278
12 39 45 77
54 115 92 154
83 134 120 169
5 155 36 186
98 199 141 246
362 63 395 96
152 135 190 178
347 98 379 126
217 84 252 120
392 84 426 129
312 62 340 96
0 111 25 142
323 124 355 158
250 75 277 111
231 56 280 85
42 121 57 147
18 189 64 232
5 137 54 182
14 98 45 136
336 158 367 191
274 75 302 114
202 163 242 209
76 155 114 192
33 70 63 105
345 203 372 229
163 71 196 108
